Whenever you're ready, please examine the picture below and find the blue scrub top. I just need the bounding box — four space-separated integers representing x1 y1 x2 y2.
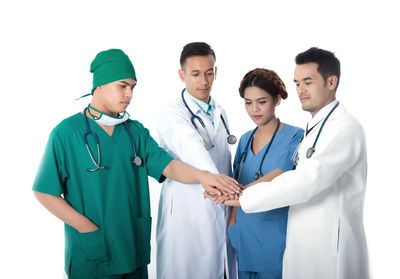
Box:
228 123 303 273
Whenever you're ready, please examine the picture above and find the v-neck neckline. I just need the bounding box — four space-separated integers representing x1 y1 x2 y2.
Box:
250 124 285 157
82 112 121 139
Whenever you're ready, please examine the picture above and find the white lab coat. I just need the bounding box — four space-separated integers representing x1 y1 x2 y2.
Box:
156 91 237 279
240 103 370 279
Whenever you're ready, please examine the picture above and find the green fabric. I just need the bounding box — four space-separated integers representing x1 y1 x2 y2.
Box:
33 113 173 278
185 90 214 123
90 49 137 93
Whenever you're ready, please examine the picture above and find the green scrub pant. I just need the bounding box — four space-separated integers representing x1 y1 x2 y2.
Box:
69 266 148 279
96 266 148 279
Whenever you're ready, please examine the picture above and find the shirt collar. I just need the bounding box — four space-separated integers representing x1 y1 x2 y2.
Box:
307 100 339 130
184 89 214 115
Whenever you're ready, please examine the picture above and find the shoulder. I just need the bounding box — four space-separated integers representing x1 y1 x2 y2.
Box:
239 129 255 145
282 123 304 139
329 105 365 137
51 112 84 138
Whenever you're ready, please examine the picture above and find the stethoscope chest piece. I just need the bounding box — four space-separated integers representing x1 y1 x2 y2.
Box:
131 155 143 167
227 135 237 145
254 170 263 181
306 147 315 158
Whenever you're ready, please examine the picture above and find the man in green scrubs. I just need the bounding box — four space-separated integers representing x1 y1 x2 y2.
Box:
33 49 240 279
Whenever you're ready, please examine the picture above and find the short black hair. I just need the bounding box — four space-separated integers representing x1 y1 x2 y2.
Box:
295 47 341 90
180 42 216 68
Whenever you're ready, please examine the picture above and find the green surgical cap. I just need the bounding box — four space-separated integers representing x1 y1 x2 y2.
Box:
90 49 136 93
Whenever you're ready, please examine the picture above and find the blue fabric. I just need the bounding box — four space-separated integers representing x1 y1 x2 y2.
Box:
229 123 303 273
238 269 281 279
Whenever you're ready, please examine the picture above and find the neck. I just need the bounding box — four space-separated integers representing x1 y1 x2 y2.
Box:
89 102 118 117
257 116 278 135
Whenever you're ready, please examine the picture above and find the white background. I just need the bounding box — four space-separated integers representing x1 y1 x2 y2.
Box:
1 0 399 278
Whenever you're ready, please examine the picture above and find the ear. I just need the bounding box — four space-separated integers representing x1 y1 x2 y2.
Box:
214 66 218 79
178 69 185 82
327 75 338 91
275 95 282 106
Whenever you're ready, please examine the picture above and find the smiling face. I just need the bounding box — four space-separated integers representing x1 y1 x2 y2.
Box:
91 78 136 116
294 62 337 117
179 55 216 103
244 86 281 127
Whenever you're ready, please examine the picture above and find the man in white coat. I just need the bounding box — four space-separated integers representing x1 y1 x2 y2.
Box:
217 47 370 279
156 42 238 279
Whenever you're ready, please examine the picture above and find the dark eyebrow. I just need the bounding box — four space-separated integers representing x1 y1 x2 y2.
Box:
244 97 267 101
294 77 313 83
119 80 136 87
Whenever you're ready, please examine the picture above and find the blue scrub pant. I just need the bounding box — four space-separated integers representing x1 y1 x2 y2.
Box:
238 270 281 279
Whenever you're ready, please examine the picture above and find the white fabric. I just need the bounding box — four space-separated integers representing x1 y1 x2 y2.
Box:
88 105 130 126
240 103 370 279
307 100 338 131
156 92 237 279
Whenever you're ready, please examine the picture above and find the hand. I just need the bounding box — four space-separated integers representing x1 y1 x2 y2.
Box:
78 221 99 233
203 191 241 205
224 199 241 207
199 172 241 197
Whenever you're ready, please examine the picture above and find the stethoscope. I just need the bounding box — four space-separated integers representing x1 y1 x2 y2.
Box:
233 118 281 181
83 108 142 172
291 102 339 166
181 89 237 147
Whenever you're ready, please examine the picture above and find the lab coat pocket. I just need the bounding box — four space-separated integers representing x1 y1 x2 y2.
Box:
79 227 112 263
135 217 152 267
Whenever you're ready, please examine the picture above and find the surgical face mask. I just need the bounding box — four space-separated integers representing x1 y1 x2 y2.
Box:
87 104 130 126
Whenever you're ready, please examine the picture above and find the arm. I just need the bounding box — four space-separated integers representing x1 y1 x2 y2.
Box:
206 168 284 206
228 207 237 227
157 104 221 174
240 121 365 213
34 191 98 233
162 160 241 196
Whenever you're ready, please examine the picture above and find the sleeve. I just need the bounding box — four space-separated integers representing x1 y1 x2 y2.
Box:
240 122 364 213
275 128 304 172
32 130 68 196
156 102 219 174
142 126 174 183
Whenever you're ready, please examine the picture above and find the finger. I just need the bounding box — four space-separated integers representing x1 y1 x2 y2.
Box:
214 178 239 195
220 176 242 194
214 195 227 205
203 191 217 200
204 185 222 196
224 199 241 207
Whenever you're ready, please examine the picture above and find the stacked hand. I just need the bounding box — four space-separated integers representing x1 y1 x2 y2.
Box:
203 191 241 206
198 172 242 201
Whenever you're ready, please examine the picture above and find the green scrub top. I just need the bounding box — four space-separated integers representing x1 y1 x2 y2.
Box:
33 112 173 278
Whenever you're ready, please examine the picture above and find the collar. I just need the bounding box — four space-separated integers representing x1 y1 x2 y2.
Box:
185 89 214 114
307 100 339 131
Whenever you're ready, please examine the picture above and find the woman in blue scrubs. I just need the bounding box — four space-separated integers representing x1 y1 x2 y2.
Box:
228 68 303 279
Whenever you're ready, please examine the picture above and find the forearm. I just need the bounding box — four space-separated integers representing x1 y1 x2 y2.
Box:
228 206 237 227
163 160 205 184
245 168 284 189
34 191 98 233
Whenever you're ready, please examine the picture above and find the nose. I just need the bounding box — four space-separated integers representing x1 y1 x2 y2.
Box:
252 103 259 112
201 73 210 86
297 83 306 95
125 87 133 99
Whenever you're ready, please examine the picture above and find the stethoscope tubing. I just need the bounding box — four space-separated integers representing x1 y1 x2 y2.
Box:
181 89 236 145
234 118 281 181
83 107 142 172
